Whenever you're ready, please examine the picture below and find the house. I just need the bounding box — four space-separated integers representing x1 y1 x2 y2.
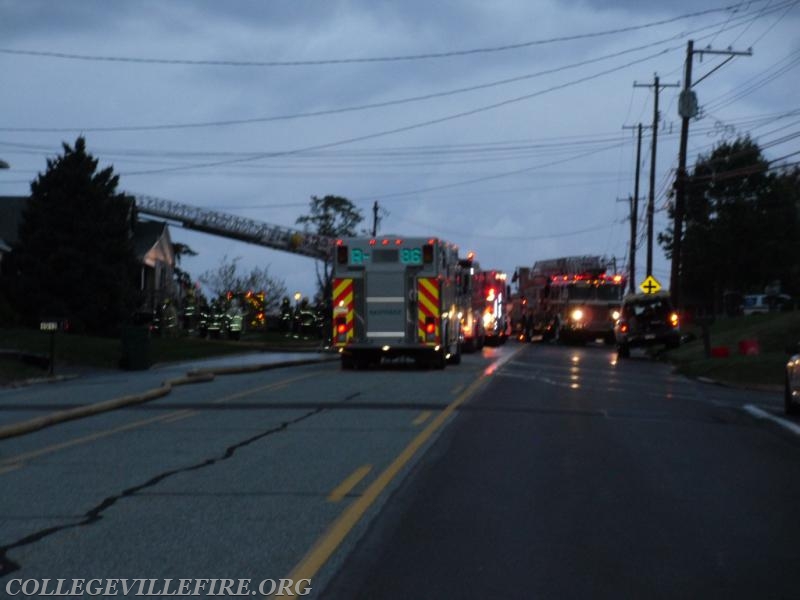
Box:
133 220 177 312
0 196 177 311
0 196 27 266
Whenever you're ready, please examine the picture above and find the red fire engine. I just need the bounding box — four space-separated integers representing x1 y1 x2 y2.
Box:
516 256 625 344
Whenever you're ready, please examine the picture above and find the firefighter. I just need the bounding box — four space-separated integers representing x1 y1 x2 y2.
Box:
297 297 315 339
279 297 292 335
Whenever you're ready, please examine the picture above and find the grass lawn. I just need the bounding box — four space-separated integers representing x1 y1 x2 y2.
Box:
664 311 800 387
0 357 49 385
0 327 326 383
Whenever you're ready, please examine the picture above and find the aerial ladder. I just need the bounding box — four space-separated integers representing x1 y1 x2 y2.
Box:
133 195 334 260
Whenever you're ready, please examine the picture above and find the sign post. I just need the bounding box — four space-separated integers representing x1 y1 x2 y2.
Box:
39 319 66 376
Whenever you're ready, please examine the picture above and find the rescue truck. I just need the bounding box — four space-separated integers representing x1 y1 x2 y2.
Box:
332 235 467 369
517 256 625 344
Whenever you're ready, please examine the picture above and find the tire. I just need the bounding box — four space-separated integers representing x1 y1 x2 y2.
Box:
448 342 462 365
341 355 354 370
618 343 630 359
785 373 799 415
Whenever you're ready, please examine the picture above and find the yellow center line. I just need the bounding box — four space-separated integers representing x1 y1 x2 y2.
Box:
412 410 432 426
1 371 318 469
275 375 490 597
451 384 464 396
327 465 373 503
271 343 526 598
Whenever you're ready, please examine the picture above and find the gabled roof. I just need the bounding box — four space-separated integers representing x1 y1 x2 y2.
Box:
133 220 168 260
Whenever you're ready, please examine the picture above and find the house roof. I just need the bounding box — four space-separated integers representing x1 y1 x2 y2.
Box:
133 220 168 260
0 196 28 250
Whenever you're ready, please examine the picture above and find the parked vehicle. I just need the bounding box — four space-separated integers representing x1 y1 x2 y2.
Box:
742 293 793 315
332 236 468 369
615 292 680 358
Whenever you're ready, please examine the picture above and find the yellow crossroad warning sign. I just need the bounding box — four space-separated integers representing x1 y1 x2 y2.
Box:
639 275 662 294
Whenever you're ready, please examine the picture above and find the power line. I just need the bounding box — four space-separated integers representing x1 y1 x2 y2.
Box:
2 3 790 135
119 48 671 177
0 2 769 68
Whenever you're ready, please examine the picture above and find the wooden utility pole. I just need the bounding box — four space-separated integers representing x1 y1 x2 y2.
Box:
622 123 648 293
634 75 679 278
671 41 752 308
371 200 379 237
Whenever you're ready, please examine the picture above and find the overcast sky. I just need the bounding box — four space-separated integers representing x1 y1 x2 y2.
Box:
1 0 798 300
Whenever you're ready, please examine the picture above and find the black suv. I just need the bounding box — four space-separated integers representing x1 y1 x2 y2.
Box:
614 292 680 358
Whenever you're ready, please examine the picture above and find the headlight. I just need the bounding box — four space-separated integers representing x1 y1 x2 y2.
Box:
611 310 620 321
571 309 584 321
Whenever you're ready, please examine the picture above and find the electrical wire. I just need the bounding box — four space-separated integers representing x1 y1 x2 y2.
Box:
0 2 770 68
2 2 792 134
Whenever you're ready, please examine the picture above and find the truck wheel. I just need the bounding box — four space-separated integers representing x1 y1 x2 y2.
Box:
341 355 354 370
448 343 462 365
433 350 447 370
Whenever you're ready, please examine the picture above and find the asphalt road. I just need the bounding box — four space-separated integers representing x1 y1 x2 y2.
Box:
1 343 797 599
0 346 514 597
323 343 800 600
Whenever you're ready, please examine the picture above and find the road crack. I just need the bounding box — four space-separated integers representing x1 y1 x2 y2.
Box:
0 406 324 578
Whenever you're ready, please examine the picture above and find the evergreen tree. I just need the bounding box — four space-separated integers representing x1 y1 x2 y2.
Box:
2 137 140 334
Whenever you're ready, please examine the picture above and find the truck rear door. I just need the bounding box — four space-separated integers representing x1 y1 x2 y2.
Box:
365 271 407 344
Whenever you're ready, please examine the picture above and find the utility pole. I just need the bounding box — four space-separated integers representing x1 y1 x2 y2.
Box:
634 75 679 279
622 123 648 293
671 40 752 308
371 200 379 237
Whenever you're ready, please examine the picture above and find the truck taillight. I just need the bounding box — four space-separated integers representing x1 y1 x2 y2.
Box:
335 316 348 342
422 244 434 264
619 321 629 333
425 317 436 341
336 245 348 264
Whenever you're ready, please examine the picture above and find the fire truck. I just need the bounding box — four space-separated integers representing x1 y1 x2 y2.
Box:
332 235 467 369
457 254 484 352
517 256 625 344
473 269 509 346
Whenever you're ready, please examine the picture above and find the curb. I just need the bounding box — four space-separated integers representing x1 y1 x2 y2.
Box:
0 355 338 441
691 374 782 394
2 374 82 389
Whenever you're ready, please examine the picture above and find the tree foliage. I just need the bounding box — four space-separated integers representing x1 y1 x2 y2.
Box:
660 136 800 311
296 195 363 299
1 137 140 334
199 255 287 312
